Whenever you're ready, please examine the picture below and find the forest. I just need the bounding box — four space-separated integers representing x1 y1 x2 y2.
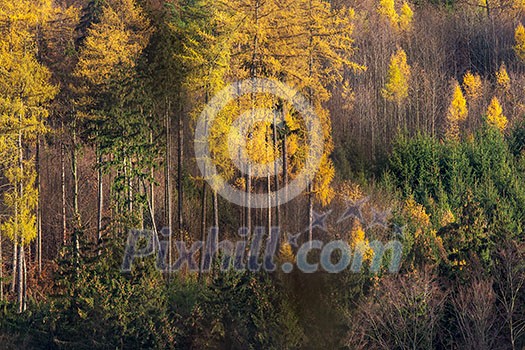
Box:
0 0 524 348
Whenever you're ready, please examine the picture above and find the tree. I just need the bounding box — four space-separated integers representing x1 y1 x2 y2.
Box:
399 2 414 32
382 48 411 105
496 62 510 92
486 96 507 131
0 0 57 312
445 81 468 141
514 23 525 62
75 0 153 233
463 71 483 102
377 0 399 28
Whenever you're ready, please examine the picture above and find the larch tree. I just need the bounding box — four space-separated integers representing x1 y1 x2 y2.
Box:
377 0 399 28
445 81 468 141
486 96 508 131
171 0 235 276
463 71 483 102
399 2 414 32
496 62 511 92
382 48 411 105
514 23 525 62
0 0 57 312
288 0 364 240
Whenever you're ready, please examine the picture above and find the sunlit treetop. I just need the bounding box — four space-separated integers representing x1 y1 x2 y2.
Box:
382 48 411 105
462 71 482 101
514 23 525 62
496 62 510 91
486 96 507 131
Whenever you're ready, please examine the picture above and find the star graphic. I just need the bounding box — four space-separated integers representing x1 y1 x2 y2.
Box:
392 223 406 238
337 196 369 224
367 208 391 229
310 209 332 232
287 232 302 247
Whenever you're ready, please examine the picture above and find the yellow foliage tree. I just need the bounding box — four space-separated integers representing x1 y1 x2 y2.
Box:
445 81 468 141
399 2 414 31
348 219 373 262
377 0 399 27
462 71 482 101
496 62 511 91
0 0 57 312
382 48 411 105
514 23 525 61
486 96 508 131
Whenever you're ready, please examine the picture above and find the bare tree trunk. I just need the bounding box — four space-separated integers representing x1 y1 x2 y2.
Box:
267 174 271 239
71 129 81 269
177 100 183 239
198 183 207 281
16 243 23 313
272 108 279 229
308 184 313 243
61 139 67 246
150 131 155 228
11 239 16 294
165 103 172 278
282 119 287 224
245 167 251 231
16 116 23 310
97 151 103 246
22 246 26 312
213 190 219 229
36 136 42 276
126 157 133 214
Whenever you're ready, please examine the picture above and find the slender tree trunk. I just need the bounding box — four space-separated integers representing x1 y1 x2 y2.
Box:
245 167 251 231
150 131 155 228
308 184 313 243
11 239 16 294
61 139 67 246
165 103 172 277
22 246 26 312
273 107 279 229
213 190 219 229
282 120 288 224
16 116 23 311
198 183 207 281
97 152 103 246
126 157 133 214
267 174 271 239
142 180 157 235
36 136 42 276
177 100 183 238
16 243 23 313
71 129 80 269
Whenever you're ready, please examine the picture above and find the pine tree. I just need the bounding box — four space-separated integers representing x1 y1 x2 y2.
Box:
75 0 153 231
486 96 508 131
382 48 411 105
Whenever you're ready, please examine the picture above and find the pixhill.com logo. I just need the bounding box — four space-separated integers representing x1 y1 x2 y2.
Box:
122 200 404 274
